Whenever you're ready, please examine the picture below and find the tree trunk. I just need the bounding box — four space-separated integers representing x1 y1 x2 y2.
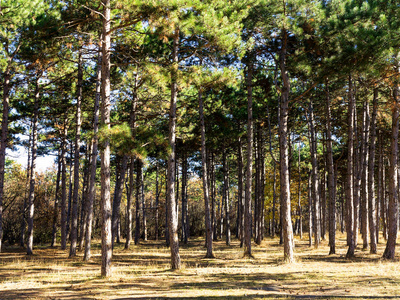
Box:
69 50 83 257
181 152 188 244
142 170 147 241
368 89 378 254
100 0 112 277
199 89 214 258
244 61 253 257
361 99 370 250
297 140 303 240
134 159 142 245
166 27 181 269
308 171 313 247
383 85 399 260
27 78 40 255
155 162 160 241
237 136 244 246
0 68 11 252
60 124 68 250
20 125 32 247
223 149 231 246
346 75 356 259
307 100 320 249
78 149 90 251
326 81 336 255
84 48 101 261
112 155 128 247
125 158 135 249
51 149 62 247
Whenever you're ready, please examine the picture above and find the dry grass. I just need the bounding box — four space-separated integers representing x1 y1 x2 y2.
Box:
1 233 400 299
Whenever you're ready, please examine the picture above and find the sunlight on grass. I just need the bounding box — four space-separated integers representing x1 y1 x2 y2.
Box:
1 234 400 299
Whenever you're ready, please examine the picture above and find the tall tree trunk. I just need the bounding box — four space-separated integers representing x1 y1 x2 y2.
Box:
0 67 11 252
244 61 253 257
100 0 112 277
326 81 336 255
199 89 214 258
166 27 181 269
60 124 68 250
181 152 188 244
84 48 101 261
307 100 320 249
27 78 40 255
142 170 147 241
20 125 32 247
279 29 294 262
78 149 90 251
353 100 361 248
237 136 244 246
154 162 160 241
69 50 83 258
297 140 303 240
368 89 378 254
308 171 313 247
223 149 231 246
125 83 138 249
382 85 399 259
134 159 142 245
346 75 356 259
51 149 62 247
125 158 135 249
361 99 370 250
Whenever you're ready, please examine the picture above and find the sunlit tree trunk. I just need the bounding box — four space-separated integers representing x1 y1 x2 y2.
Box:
361 99 370 250
167 27 181 269
84 48 101 261
27 78 40 256
51 149 62 247
60 124 68 250
100 0 112 277
346 75 356 259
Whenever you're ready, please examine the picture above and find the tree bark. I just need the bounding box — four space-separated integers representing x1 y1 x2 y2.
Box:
134 159 142 245
383 85 399 260
100 0 112 277
361 99 370 250
27 78 40 255
368 89 378 254
69 50 83 257
307 100 320 248
181 152 188 244
112 155 128 247
223 149 231 246
244 61 253 257
166 27 181 269
60 124 68 250
326 81 336 255
51 149 62 247
0 67 11 252
84 48 101 261
297 140 303 240
346 75 356 259
199 89 214 257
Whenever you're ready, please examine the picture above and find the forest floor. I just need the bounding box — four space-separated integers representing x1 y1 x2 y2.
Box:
0 233 399 300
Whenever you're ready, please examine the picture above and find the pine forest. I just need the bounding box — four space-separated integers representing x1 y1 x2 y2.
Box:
1 0 400 299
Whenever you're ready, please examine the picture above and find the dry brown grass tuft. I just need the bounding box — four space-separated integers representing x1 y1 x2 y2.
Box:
1 233 399 299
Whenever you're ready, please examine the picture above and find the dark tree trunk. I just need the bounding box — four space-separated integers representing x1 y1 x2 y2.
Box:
78 149 90 251
142 170 147 241
383 85 399 260
326 82 336 255
237 136 244 246
308 171 313 247
297 140 303 240
155 162 160 241
223 149 231 246
181 152 188 244
51 149 62 247
368 89 378 254
134 159 142 245
0 67 11 252
361 99 370 250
